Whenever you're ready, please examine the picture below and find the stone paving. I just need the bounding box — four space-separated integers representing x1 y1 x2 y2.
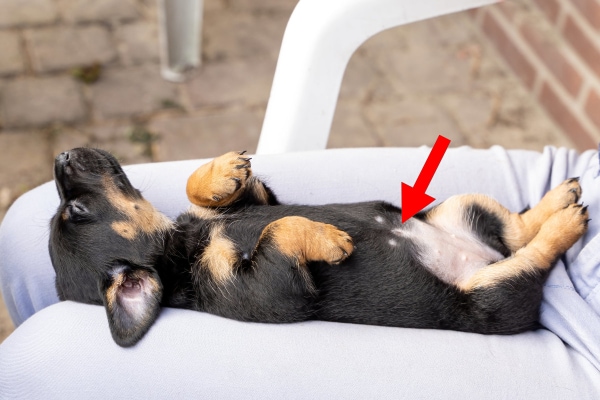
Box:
0 0 574 342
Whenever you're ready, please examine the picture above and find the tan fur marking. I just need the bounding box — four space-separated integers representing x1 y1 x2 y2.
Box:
105 272 125 312
111 221 137 240
459 203 587 291
260 216 354 265
458 255 537 292
186 151 251 207
104 176 173 240
248 176 270 205
200 224 238 283
188 204 221 220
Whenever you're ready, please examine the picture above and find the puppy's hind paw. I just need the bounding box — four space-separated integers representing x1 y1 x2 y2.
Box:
550 178 582 208
537 202 589 255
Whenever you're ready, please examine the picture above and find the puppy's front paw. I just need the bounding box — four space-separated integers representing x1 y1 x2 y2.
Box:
207 151 251 203
310 223 354 265
263 217 354 265
187 151 251 207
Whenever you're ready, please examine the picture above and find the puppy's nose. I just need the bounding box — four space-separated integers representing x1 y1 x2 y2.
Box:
56 151 70 165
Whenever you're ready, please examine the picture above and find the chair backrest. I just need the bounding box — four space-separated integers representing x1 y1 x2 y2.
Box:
256 0 500 155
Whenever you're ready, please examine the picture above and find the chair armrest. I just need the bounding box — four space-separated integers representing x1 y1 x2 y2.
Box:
256 0 500 154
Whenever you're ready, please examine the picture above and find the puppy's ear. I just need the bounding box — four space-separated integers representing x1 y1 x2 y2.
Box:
99 265 163 347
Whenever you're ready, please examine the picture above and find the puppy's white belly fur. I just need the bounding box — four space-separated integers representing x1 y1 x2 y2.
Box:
393 219 504 286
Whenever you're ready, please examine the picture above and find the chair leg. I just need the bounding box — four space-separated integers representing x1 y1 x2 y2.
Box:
157 0 204 82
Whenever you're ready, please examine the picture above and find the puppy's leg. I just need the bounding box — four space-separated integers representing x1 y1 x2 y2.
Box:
197 217 353 288
423 178 582 253
509 177 582 248
257 216 354 266
186 151 277 207
458 203 588 291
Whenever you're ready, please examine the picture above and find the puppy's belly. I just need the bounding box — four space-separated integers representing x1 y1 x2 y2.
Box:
392 219 504 286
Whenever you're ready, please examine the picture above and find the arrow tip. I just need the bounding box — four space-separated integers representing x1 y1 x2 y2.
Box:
401 183 435 223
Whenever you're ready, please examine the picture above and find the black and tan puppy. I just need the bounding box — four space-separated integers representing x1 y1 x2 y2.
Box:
49 148 589 347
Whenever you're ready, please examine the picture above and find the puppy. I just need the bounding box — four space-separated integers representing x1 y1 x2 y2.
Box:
49 148 588 347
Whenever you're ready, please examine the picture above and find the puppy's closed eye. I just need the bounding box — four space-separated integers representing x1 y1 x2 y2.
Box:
62 201 91 222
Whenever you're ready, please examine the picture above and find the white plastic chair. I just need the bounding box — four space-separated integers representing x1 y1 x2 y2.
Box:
4 0 600 396
256 0 500 154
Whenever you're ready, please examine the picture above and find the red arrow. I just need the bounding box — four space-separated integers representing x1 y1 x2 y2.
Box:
401 135 451 223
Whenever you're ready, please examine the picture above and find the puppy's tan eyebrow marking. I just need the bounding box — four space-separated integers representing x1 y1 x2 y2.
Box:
111 221 137 240
104 176 173 240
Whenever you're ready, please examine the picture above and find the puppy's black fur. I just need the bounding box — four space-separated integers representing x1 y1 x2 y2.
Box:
49 148 588 347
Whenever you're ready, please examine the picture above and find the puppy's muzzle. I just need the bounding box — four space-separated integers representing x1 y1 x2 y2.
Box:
54 150 91 200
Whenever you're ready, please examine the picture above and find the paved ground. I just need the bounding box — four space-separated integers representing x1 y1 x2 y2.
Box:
0 0 573 343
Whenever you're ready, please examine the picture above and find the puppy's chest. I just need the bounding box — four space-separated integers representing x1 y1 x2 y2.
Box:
183 217 264 284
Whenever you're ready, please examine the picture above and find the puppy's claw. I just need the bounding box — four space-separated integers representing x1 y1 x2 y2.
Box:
237 150 247 155
331 250 348 265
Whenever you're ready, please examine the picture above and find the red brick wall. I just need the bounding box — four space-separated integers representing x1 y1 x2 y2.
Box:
471 0 600 150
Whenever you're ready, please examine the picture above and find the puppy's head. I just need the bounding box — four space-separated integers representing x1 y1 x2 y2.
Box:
49 148 173 347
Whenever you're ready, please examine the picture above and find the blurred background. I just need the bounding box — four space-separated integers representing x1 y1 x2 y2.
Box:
1 0 599 342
